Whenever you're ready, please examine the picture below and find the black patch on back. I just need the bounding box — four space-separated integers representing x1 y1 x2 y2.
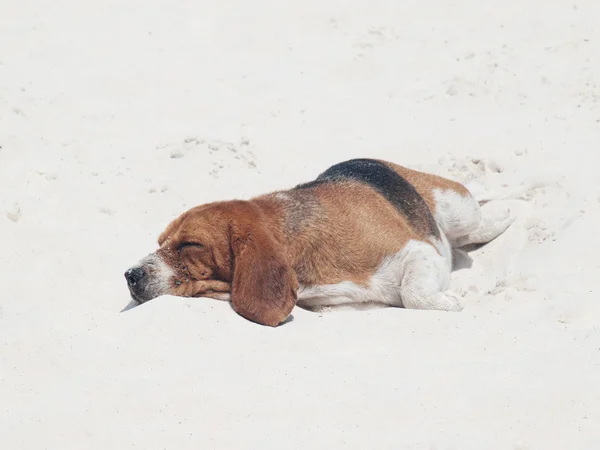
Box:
294 158 439 238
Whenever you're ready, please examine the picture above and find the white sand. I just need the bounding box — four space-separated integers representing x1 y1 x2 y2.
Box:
1 1 599 448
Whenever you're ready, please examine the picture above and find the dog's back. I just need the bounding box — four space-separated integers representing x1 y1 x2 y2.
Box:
295 158 440 239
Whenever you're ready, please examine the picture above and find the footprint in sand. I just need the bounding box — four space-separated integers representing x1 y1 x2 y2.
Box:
160 136 257 178
148 186 169 194
435 155 504 182
6 202 21 223
526 218 557 243
99 207 115 216
36 171 58 181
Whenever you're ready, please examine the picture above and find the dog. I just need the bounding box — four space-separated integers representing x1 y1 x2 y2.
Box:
124 158 513 326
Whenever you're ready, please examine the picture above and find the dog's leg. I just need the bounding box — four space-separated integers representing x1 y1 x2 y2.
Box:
433 189 514 248
399 241 462 311
452 201 514 247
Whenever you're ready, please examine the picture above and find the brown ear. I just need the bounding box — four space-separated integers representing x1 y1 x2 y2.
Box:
230 218 298 327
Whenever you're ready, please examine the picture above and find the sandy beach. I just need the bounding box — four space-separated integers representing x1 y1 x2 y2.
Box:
1 1 599 448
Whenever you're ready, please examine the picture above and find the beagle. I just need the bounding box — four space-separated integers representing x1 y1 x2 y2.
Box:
124 158 513 326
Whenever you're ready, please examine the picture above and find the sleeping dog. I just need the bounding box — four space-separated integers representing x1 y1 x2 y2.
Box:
124 158 513 326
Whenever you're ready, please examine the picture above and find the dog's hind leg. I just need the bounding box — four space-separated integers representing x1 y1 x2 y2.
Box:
452 201 514 247
432 189 514 248
399 240 463 311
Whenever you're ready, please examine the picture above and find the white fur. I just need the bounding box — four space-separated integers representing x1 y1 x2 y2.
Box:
398 238 462 311
132 253 175 299
432 189 481 245
297 237 461 312
433 188 513 247
453 201 515 247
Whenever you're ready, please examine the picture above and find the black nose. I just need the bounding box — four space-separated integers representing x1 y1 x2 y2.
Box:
125 267 145 286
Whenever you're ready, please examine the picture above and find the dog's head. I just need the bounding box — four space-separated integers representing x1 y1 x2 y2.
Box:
124 200 298 327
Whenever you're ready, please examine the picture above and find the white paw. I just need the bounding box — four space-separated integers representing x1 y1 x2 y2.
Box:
484 204 511 221
495 208 515 232
478 205 515 240
436 290 464 312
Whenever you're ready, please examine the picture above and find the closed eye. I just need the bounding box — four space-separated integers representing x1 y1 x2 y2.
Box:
179 242 204 250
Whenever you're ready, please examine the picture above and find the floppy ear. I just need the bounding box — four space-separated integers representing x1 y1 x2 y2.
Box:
229 221 298 327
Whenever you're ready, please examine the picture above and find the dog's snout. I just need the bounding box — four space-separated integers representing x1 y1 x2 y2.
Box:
125 267 145 286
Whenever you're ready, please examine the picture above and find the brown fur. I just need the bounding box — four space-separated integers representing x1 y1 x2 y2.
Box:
265 183 416 286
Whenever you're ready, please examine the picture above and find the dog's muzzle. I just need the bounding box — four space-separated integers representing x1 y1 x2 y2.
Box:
123 253 174 310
